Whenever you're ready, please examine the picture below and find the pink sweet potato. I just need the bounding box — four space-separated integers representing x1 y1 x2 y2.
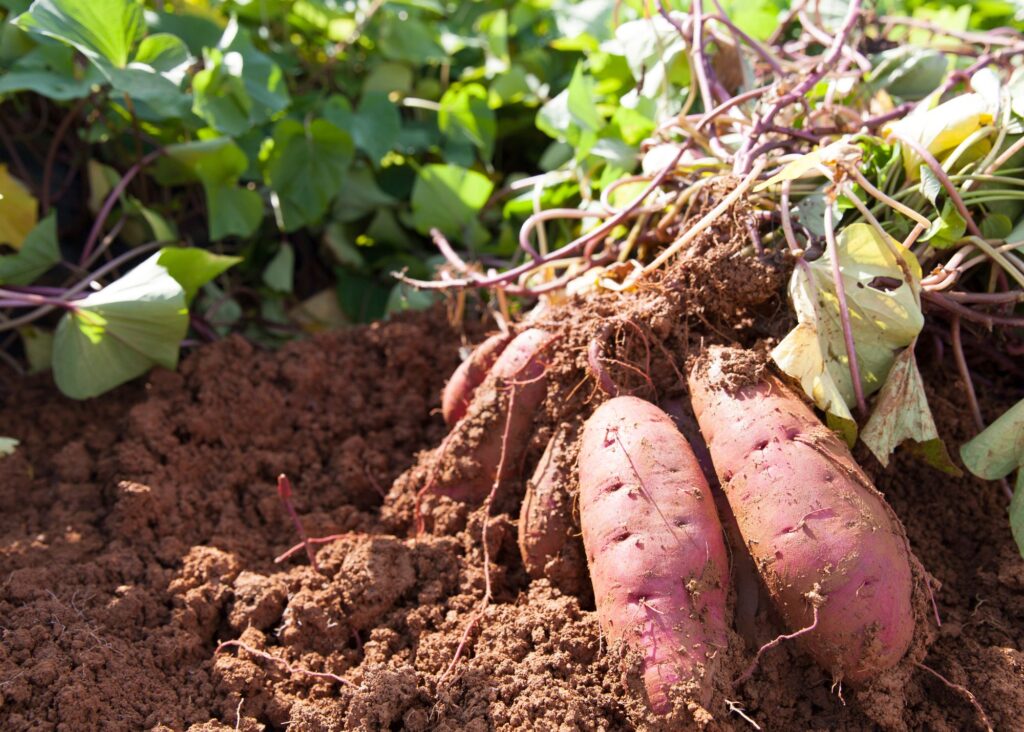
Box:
688 346 918 684
579 396 730 713
518 426 586 595
432 328 554 503
442 332 511 425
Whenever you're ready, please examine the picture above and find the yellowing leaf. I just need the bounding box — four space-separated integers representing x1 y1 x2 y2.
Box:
772 224 924 433
0 164 39 250
861 344 959 472
755 139 861 191
884 92 993 179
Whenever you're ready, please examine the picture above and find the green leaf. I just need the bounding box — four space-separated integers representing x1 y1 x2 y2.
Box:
192 22 289 136
262 242 294 293
107 65 191 119
867 47 947 101
335 268 390 323
0 436 18 457
192 49 253 136
263 118 353 231
981 213 1013 240
0 66 95 100
52 252 188 399
146 10 222 56
960 399 1024 480
159 138 262 240
134 32 191 82
772 223 925 428
19 325 52 373
16 0 144 68
351 93 401 165
861 344 959 473
922 199 966 249
157 247 241 303
0 213 60 285
331 164 398 223
386 281 437 316
566 62 602 134
410 163 494 244
439 83 496 160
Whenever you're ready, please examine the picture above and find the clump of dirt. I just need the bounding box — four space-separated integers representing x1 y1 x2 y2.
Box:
1 254 1022 731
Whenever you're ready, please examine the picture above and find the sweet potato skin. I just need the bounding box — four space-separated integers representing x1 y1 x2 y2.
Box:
518 427 586 595
579 396 729 713
442 332 511 425
432 328 554 503
688 346 916 684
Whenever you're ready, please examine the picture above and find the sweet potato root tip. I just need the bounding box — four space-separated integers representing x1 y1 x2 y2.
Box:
579 396 730 714
688 345 921 684
441 332 512 425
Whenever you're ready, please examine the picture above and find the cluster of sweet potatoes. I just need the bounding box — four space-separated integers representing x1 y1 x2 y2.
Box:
428 330 930 718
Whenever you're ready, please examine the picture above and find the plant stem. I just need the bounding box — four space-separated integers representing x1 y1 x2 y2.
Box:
79 149 164 266
824 202 868 418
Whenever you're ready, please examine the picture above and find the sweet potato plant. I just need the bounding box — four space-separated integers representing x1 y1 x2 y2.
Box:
395 1 1023 726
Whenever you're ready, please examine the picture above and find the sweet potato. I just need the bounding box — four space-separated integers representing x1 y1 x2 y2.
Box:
432 328 554 503
688 346 918 684
579 396 730 713
442 332 511 425
518 426 586 595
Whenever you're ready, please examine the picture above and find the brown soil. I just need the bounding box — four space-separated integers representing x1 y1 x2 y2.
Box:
1 292 1022 729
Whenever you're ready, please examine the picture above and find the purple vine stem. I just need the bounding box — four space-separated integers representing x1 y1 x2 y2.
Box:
734 0 863 173
396 147 684 291
79 148 165 266
824 201 868 418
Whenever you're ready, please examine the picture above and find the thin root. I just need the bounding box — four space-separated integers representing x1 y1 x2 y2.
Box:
734 603 821 686
915 661 993 732
215 639 359 690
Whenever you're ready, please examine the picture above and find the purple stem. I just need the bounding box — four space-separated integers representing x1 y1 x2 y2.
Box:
891 134 982 238
79 148 164 266
696 85 770 131
705 10 784 76
824 202 868 418
734 0 863 172
397 148 684 291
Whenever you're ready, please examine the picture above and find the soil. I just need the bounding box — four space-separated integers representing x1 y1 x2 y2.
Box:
1 289 1022 729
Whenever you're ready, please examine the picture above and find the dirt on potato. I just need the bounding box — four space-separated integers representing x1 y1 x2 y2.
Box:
1 265 1022 730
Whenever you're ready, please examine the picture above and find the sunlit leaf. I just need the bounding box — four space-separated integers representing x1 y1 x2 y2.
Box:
16 0 144 69
756 139 861 190
884 92 994 179
0 436 18 457
439 83 496 160
861 344 959 472
192 19 289 136
0 164 38 250
157 247 241 303
263 118 353 231
410 163 493 245
772 223 925 434
159 138 262 240
52 253 188 399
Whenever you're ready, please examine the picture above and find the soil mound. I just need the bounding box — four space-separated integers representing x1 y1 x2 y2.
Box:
1 304 1021 731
